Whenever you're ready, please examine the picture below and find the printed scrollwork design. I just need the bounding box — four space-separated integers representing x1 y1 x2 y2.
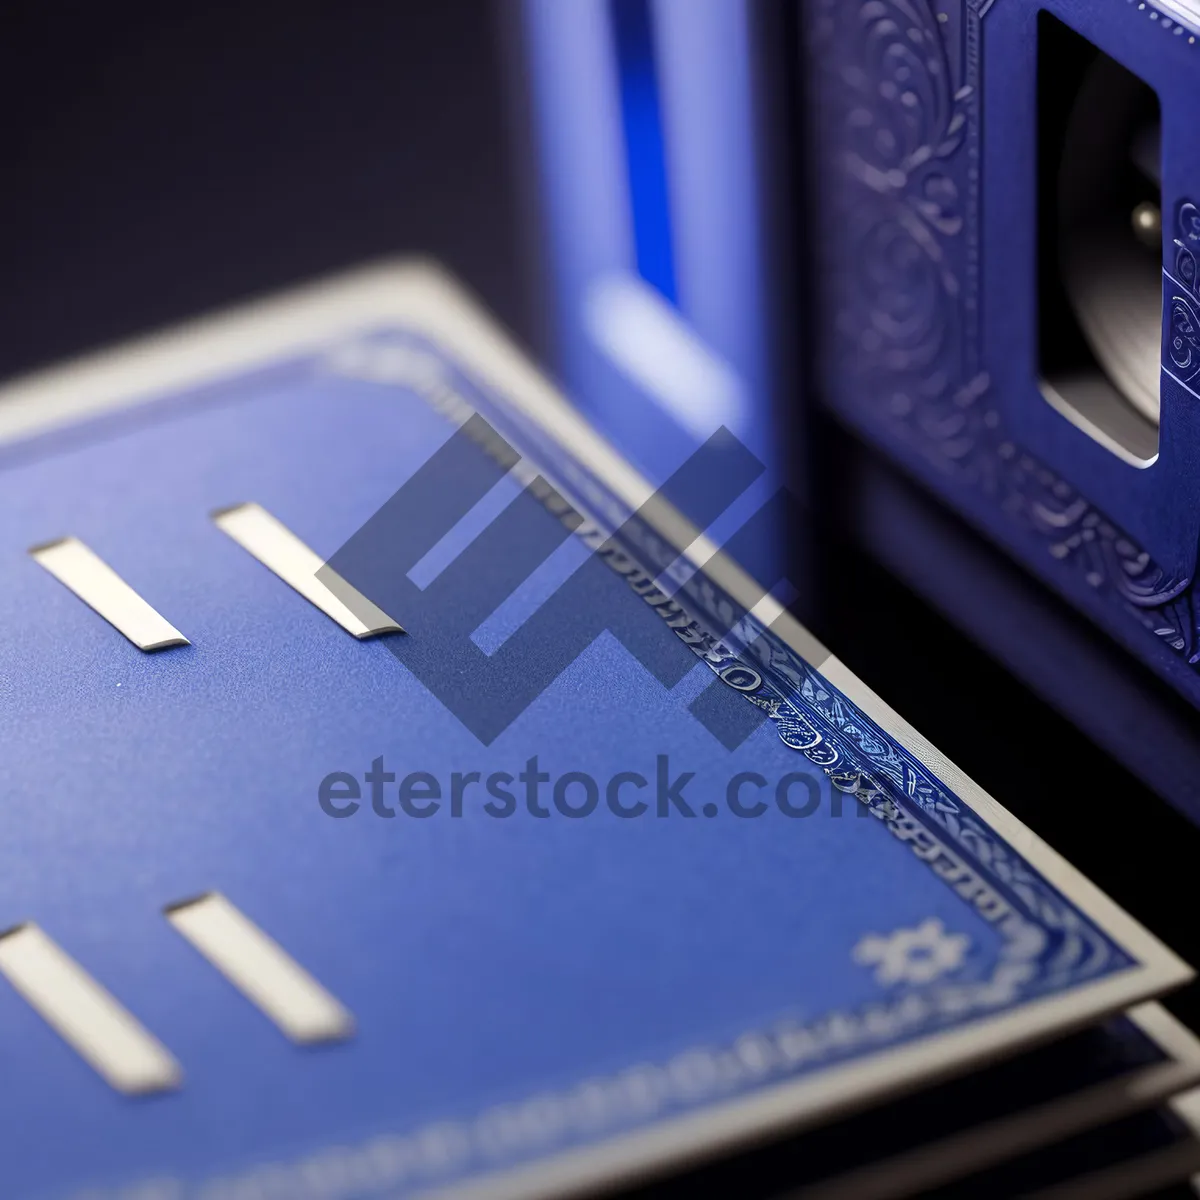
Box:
998 448 1199 659
1168 295 1200 380
839 0 972 380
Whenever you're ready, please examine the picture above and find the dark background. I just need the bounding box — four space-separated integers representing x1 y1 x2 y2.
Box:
0 0 540 381
4 0 1197 1037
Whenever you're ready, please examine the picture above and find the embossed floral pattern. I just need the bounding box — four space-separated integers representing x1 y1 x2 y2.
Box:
811 0 1200 670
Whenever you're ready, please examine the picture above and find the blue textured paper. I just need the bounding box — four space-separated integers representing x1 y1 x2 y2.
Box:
0 329 1142 1199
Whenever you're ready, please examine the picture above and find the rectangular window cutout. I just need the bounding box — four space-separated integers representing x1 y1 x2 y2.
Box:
30 537 189 652
1038 12 1162 465
166 893 354 1044
213 503 403 639
0 924 181 1094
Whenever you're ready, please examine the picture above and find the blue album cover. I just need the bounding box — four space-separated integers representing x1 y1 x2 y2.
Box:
0 265 1188 1200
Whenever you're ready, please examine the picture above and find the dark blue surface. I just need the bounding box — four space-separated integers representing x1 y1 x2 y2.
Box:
806 0 1200 723
850 448 1200 824
0 332 1139 1198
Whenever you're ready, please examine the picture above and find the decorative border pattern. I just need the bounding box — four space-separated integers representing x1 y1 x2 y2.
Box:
0 263 1172 1200
367 328 1135 1000
70 315 1146 1200
273 325 1137 1200
1141 0 1200 41
810 0 1200 667
1168 203 1200 392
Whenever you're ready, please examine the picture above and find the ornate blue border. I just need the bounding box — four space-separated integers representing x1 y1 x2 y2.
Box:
334 328 1135 1011
287 324 1141 1198
49 322 1142 1200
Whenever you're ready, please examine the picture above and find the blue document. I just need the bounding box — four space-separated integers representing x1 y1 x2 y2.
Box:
0 264 1190 1200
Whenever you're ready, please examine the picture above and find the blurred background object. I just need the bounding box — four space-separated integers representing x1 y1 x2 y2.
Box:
799 0 1200 840
517 0 799 585
519 0 772 474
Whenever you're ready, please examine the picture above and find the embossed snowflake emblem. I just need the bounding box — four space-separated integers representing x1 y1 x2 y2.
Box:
853 919 970 987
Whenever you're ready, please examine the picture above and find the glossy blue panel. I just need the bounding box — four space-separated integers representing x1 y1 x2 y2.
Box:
0 329 1147 1198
